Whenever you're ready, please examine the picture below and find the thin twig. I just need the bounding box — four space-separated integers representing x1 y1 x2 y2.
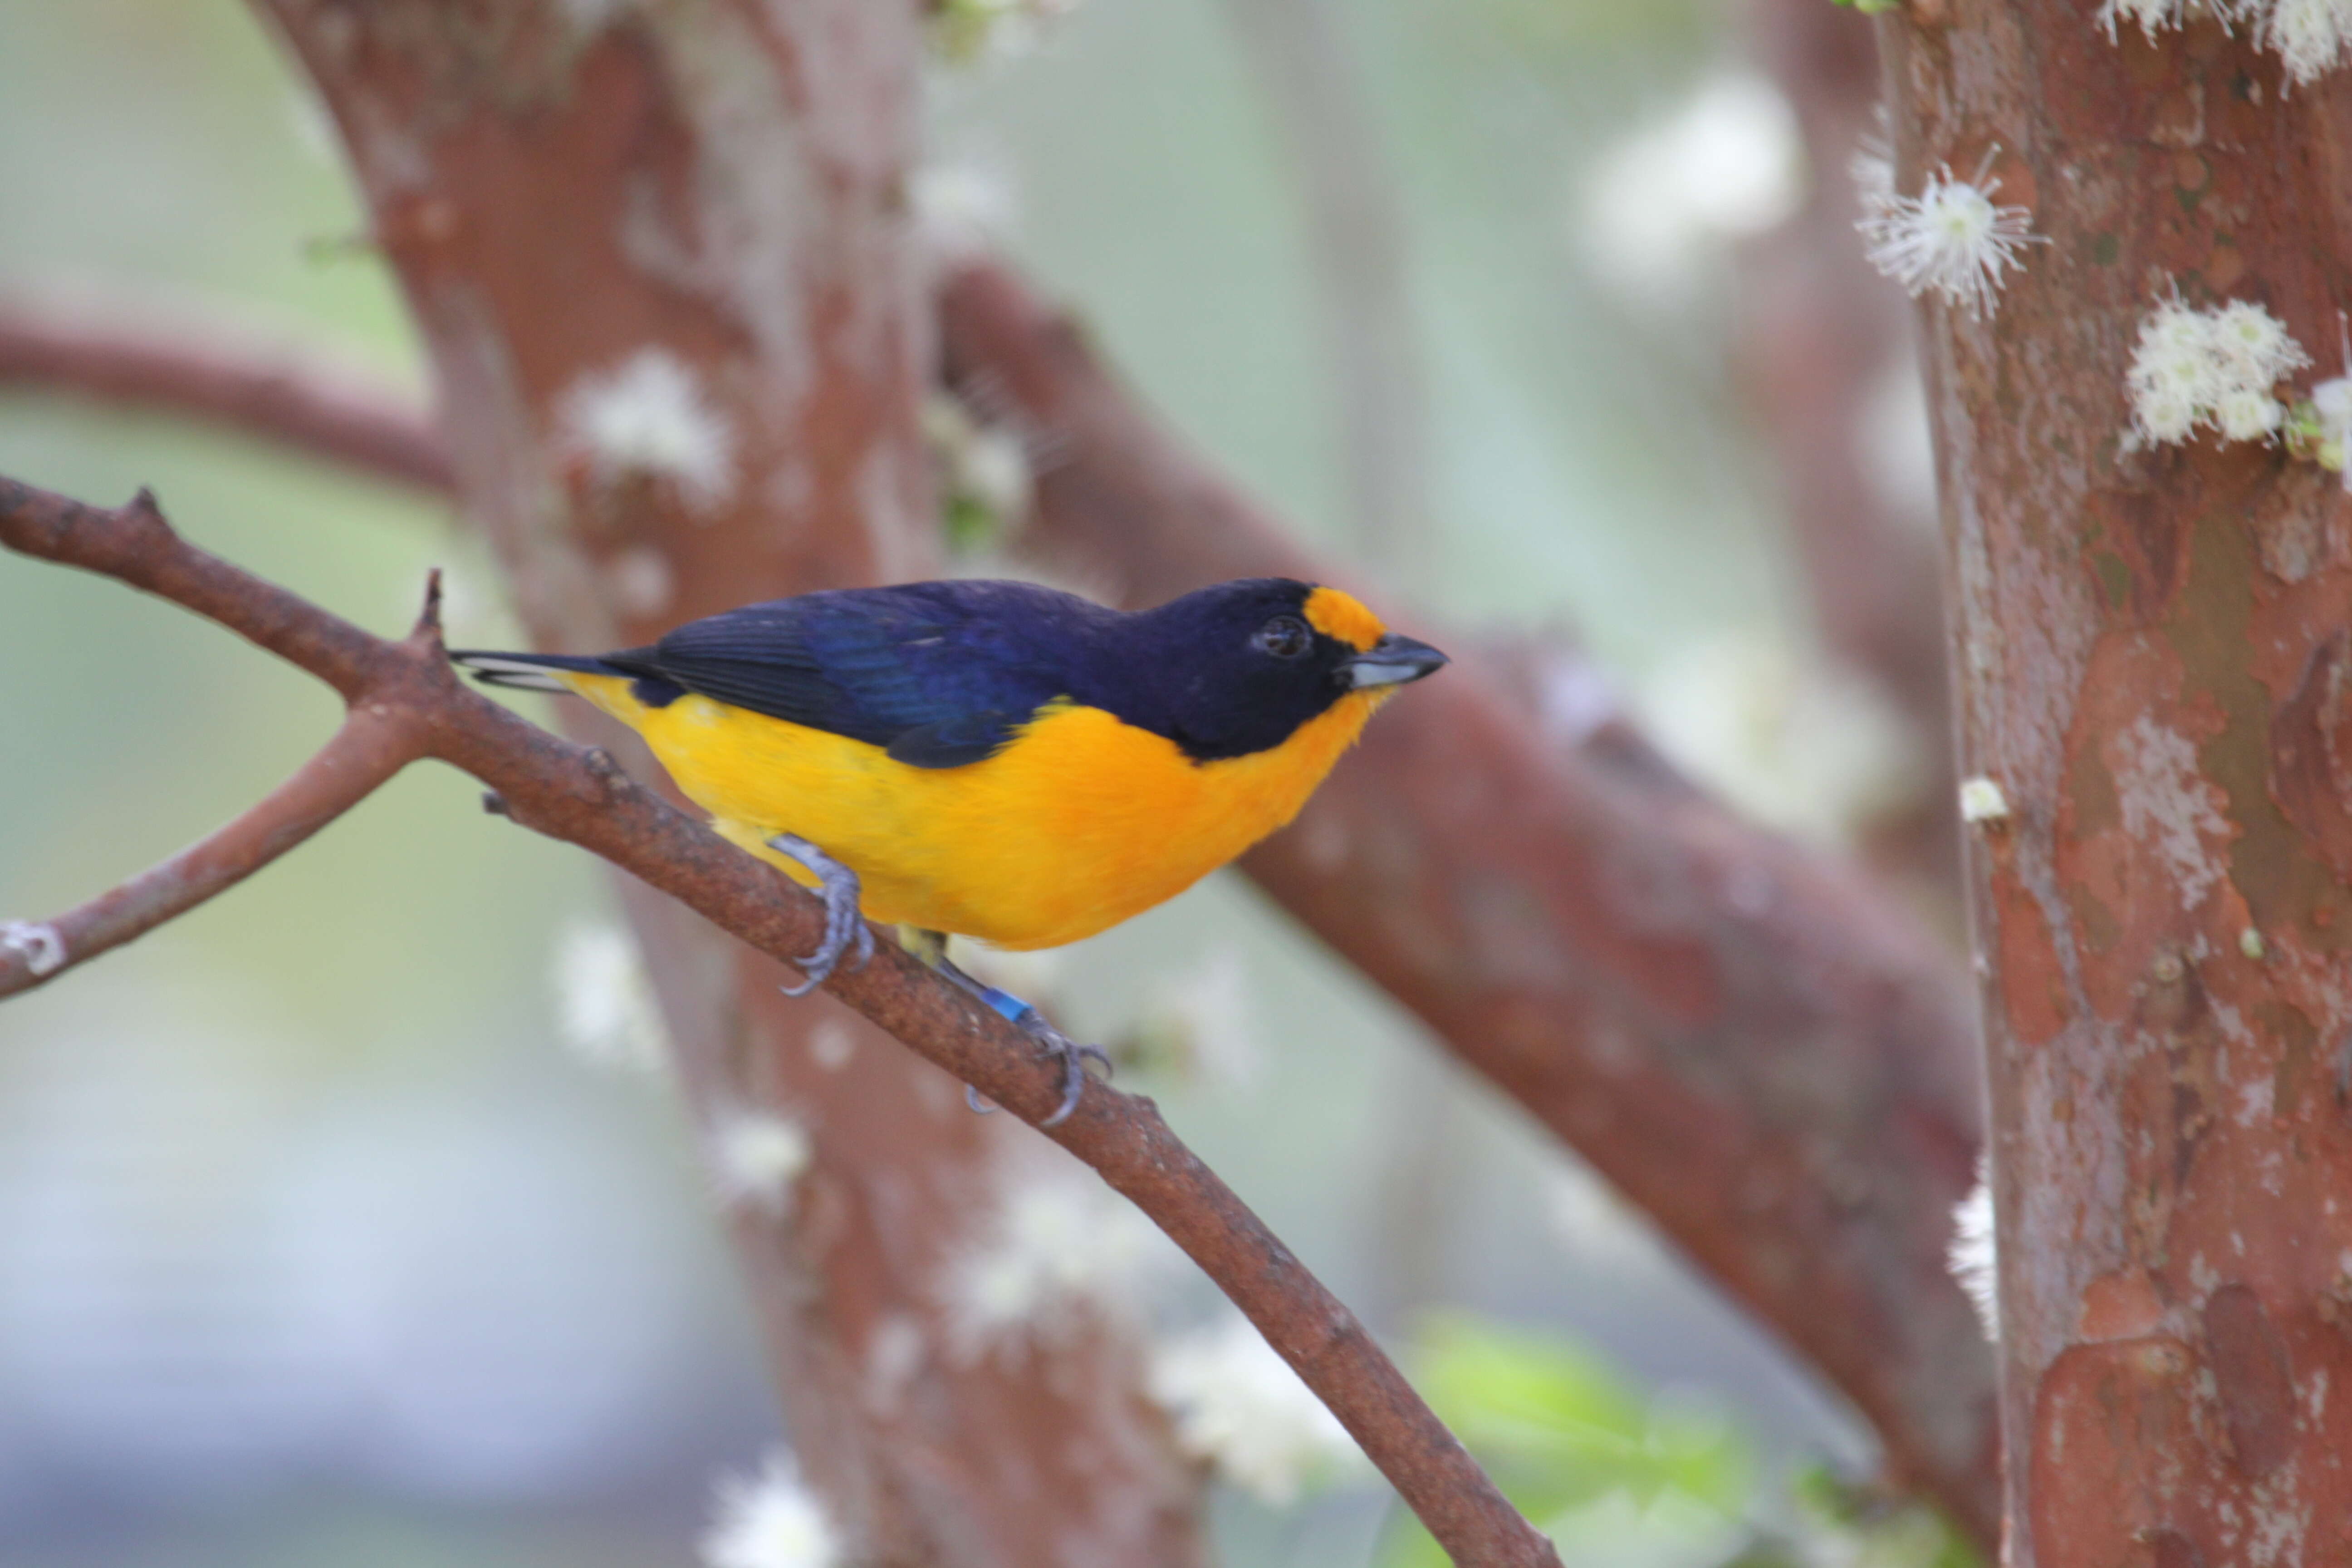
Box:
0 473 1561 1568
0 703 421 996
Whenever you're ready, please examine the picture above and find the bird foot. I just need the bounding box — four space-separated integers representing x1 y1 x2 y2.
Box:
764 834 873 996
930 943 1111 1126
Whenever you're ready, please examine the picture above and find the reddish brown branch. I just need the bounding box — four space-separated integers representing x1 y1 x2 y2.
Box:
942 258 2000 1544
0 684 420 997
0 474 1560 1568
0 300 451 492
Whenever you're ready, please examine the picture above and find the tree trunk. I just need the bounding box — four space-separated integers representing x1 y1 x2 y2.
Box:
256 5 1204 1563
1890 5 2352 1561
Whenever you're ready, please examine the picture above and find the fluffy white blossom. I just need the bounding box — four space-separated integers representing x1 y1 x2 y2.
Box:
0 920 65 977
706 1107 813 1213
701 1452 840 1568
912 159 1018 264
1579 72 1803 302
2099 0 2352 84
550 919 669 1074
2268 0 2352 81
924 395 1033 539
2099 0 2192 39
941 1167 1170 1356
2126 295 2309 447
1859 162 2040 318
1147 1316 1366 1505
1636 633 1921 848
2309 374 2352 480
1127 947 1260 1090
559 348 737 514
1957 777 2012 825
1948 1163 2000 1344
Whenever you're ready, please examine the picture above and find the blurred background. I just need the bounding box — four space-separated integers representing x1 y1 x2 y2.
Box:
0 0 1955 1564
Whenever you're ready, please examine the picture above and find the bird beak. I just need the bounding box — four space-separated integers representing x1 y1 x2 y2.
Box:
1341 633 1449 689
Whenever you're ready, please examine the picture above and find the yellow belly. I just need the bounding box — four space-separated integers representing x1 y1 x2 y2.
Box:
564 676 1383 949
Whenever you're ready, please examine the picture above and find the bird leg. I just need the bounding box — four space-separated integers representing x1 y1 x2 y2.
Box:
905 928 1112 1127
764 834 874 996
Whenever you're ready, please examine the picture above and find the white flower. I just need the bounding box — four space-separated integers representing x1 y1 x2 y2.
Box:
1579 72 1803 302
2097 0 2352 86
0 920 66 977
1948 1162 1999 1344
1859 162 2040 318
2268 0 2352 83
912 159 1018 264
559 348 737 514
924 396 1034 539
2099 0 2187 39
2217 385 2286 441
1635 633 1921 848
1128 947 1260 1090
2212 298 2309 383
2126 295 2308 447
1147 1315 1366 1505
700 1451 840 1568
551 919 669 1074
1957 777 2012 824
940 1168 1169 1356
2311 374 2352 481
707 1107 813 1213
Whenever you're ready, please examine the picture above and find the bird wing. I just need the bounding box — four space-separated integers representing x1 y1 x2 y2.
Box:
613 582 1087 769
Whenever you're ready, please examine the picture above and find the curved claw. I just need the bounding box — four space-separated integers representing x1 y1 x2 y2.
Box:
920 941 1108 1127
1019 1015 1112 1128
766 834 870 997
965 1084 998 1115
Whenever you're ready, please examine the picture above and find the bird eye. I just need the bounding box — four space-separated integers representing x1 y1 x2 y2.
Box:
1253 614 1312 659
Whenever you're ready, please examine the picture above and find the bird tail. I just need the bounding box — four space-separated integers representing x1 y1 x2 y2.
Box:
448 649 628 693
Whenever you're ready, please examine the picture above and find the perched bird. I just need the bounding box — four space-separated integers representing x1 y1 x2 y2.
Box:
453 576 1446 1122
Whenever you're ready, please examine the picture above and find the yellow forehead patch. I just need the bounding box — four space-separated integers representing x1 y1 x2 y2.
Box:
1302 586 1386 652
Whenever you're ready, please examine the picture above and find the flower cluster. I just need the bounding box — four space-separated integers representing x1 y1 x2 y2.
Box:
2125 295 2310 446
559 348 738 515
2100 0 2352 85
1147 1315 1366 1505
1947 1162 1999 1345
550 919 670 1075
700 1452 840 1568
939 1167 1170 1357
1858 163 2041 318
706 1106 813 1214
2299 375 2352 485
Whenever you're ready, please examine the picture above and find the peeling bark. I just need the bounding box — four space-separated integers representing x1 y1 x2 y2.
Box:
1888 5 2352 1562
255 4 1202 1563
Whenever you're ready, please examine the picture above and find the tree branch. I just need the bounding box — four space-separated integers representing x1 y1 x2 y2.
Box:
0 676 420 996
0 472 1560 1568
0 299 451 492
942 258 2001 1544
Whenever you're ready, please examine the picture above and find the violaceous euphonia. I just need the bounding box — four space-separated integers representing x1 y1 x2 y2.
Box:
453 576 1446 1122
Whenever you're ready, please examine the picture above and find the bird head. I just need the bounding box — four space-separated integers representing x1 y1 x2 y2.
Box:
1107 578 1447 761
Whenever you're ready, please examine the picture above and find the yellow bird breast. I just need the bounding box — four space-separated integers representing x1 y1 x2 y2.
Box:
564 676 1384 950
